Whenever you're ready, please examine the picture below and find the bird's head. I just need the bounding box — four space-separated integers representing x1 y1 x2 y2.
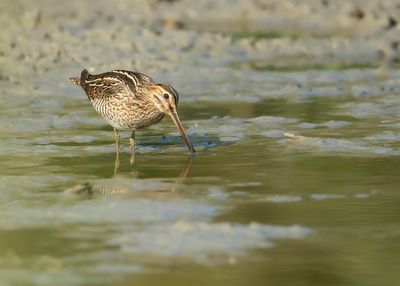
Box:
149 83 195 153
150 83 180 115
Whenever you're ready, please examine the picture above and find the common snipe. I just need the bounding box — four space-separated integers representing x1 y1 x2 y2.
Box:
69 69 195 164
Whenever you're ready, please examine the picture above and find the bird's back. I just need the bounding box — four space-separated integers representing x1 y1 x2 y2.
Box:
70 69 164 130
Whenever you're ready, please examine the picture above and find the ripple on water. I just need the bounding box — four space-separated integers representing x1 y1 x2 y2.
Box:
283 134 399 156
109 221 312 264
0 198 218 229
185 115 300 146
310 194 346 200
364 131 400 143
262 195 304 203
297 120 351 129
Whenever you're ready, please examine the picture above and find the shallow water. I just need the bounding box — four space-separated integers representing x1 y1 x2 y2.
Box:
1 0 400 285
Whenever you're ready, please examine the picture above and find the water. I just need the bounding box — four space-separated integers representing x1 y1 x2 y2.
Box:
1 0 400 285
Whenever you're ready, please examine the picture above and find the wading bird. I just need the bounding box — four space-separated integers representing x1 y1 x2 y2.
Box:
69 69 195 166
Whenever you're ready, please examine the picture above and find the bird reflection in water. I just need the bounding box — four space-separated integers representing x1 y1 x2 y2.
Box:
63 155 194 196
108 154 194 195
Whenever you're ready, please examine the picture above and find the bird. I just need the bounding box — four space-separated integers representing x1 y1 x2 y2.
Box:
69 69 195 165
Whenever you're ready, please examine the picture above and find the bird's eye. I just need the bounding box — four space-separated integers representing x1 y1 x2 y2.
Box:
163 93 169 99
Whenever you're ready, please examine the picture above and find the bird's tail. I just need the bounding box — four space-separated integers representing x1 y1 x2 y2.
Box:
68 77 81 86
68 69 90 86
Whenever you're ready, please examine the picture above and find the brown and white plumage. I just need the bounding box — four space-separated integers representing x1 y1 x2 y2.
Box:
69 69 195 154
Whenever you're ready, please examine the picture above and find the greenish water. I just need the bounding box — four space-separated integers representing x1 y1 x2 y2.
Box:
1 90 400 285
1 1 400 285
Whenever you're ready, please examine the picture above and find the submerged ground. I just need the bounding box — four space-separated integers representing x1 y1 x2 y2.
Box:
1 0 400 285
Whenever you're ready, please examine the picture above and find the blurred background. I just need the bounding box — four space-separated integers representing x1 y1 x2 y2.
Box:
1 1 400 285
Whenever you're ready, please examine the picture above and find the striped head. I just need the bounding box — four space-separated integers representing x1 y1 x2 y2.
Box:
149 83 195 153
149 83 179 113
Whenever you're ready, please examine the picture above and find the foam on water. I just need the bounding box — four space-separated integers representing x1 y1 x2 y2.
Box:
110 221 312 263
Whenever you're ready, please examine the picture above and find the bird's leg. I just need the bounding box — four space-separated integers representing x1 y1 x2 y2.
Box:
130 130 135 165
114 153 120 175
114 128 120 174
114 128 120 151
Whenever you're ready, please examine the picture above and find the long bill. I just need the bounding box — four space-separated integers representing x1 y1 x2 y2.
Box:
169 111 195 153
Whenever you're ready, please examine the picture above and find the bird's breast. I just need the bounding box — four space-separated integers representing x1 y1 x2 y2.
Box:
90 96 164 130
